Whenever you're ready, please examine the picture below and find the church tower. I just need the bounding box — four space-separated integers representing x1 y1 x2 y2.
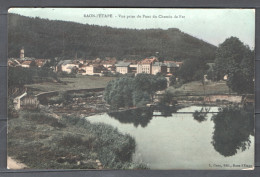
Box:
20 47 24 59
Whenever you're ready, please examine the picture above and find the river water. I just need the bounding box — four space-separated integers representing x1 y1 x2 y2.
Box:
86 106 254 170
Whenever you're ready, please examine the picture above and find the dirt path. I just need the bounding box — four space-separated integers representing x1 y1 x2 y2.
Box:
7 156 27 169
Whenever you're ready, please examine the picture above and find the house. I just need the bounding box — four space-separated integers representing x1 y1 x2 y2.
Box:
152 62 167 75
81 64 107 76
164 61 183 74
115 61 132 74
164 62 177 74
20 60 32 68
56 60 79 73
78 59 85 64
35 59 48 68
102 58 117 69
8 59 22 67
124 60 138 73
137 57 158 74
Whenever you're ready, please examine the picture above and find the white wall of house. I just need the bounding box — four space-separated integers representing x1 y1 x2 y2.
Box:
61 64 78 73
21 64 30 68
137 64 151 74
84 66 94 75
116 66 128 74
152 65 161 75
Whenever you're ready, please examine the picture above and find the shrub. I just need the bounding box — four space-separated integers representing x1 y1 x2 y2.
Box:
59 135 83 147
23 112 65 128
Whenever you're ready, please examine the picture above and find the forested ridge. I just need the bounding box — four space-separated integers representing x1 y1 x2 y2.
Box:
8 13 216 60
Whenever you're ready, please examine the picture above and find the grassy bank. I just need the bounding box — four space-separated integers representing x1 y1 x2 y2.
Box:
8 111 145 169
167 81 234 96
26 75 115 95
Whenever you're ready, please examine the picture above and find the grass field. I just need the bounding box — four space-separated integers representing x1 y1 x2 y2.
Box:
26 75 115 95
167 81 234 96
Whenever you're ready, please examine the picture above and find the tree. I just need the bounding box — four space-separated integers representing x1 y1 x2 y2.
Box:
214 37 254 94
103 77 134 109
8 14 216 60
169 75 177 86
177 58 208 83
134 73 167 94
104 74 167 109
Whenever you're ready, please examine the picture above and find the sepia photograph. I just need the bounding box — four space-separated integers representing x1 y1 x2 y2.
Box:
7 8 255 170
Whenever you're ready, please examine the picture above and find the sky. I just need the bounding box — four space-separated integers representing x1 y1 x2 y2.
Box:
9 8 255 48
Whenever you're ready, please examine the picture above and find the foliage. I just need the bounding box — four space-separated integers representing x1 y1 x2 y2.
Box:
213 37 254 94
48 92 74 105
8 98 19 118
61 116 136 168
8 112 141 169
177 58 209 83
104 74 167 109
132 91 151 107
159 91 175 106
134 73 167 97
104 76 135 109
8 67 58 88
8 14 216 60
169 75 177 86
23 112 65 128
211 105 254 157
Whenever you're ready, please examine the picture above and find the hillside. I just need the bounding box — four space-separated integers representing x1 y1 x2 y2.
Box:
8 13 216 61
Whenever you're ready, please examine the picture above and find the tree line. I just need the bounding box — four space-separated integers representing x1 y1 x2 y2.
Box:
175 37 254 94
8 14 216 61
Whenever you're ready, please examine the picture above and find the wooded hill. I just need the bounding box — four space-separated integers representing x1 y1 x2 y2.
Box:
8 13 217 61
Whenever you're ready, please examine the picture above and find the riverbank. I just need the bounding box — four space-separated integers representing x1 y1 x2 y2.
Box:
8 111 147 169
44 91 249 120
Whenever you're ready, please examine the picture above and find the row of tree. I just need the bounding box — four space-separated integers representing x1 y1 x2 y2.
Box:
176 37 254 94
8 13 216 61
8 67 58 90
104 74 167 109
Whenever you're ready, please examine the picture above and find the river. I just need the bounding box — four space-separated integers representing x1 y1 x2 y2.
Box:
85 106 254 170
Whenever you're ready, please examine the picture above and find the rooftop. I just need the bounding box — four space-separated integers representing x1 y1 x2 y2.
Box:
153 62 167 66
115 61 131 67
138 57 158 64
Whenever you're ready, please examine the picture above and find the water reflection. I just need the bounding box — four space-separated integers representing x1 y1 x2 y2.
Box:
108 106 177 127
86 105 254 169
155 105 178 117
211 105 254 157
192 107 211 122
108 107 154 127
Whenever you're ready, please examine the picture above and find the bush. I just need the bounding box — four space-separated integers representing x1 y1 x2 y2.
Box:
159 91 175 106
61 116 137 169
59 135 83 147
8 67 58 88
23 112 65 128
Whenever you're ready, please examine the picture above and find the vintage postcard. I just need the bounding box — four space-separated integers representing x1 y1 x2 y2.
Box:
7 8 255 170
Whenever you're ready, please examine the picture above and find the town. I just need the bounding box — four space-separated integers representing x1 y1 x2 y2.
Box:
8 48 183 76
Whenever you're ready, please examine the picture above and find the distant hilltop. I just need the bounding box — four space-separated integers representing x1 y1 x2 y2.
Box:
8 13 216 61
